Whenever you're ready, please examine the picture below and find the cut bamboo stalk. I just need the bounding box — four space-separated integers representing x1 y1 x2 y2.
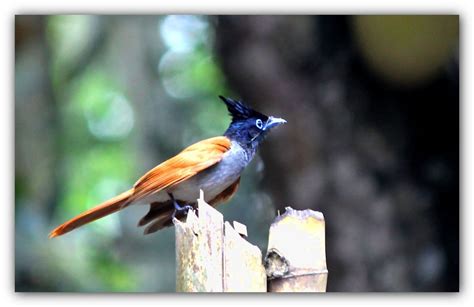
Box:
175 190 224 292
223 221 267 292
175 190 266 292
265 207 328 292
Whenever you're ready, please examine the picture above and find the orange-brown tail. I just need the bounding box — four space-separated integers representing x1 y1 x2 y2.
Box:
49 189 133 238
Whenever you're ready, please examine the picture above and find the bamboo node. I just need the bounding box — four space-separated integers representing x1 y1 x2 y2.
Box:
264 248 290 279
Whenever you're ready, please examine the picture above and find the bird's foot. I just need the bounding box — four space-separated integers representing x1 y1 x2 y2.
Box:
172 204 194 220
169 193 193 220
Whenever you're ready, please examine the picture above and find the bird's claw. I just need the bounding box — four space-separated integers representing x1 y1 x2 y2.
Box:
170 194 193 220
172 205 193 220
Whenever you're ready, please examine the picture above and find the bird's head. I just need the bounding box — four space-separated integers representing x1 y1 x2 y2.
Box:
220 96 286 148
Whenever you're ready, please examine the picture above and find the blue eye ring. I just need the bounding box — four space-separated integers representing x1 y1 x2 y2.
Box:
256 119 263 129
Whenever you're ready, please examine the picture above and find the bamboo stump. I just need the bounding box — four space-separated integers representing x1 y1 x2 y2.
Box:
174 192 327 292
174 191 266 292
174 191 224 292
223 221 266 291
265 207 328 292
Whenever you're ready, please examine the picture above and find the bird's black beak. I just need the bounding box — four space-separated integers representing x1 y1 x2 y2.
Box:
264 116 287 130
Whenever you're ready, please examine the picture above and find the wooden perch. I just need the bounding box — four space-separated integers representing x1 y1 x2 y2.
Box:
174 192 327 292
174 190 266 292
223 221 266 291
174 190 224 292
265 207 328 292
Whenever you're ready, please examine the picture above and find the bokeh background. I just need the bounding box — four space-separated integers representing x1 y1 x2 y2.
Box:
15 15 459 292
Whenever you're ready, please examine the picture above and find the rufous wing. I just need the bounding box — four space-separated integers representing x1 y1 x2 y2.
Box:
130 136 232 202
49 136 231 238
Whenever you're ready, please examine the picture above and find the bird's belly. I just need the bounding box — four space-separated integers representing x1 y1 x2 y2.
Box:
168 160 243 203
145 143 250 204
137 141 249 205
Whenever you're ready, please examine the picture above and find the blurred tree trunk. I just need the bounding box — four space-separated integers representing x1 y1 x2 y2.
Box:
15 16 59 216
215 15 458 291
15 16 60 290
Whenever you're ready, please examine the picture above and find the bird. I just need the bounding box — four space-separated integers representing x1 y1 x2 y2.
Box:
49 96 286 238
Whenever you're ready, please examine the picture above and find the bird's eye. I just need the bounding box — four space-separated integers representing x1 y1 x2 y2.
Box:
255 119 263 129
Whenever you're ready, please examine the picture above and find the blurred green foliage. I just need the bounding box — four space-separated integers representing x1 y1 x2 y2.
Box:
16 15 274 292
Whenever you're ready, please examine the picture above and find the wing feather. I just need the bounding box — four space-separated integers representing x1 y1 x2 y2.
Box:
130 136 231 201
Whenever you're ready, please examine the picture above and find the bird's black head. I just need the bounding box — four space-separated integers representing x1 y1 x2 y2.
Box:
219 96 286 149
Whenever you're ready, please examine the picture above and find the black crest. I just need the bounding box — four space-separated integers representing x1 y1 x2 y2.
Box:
219 96 267 122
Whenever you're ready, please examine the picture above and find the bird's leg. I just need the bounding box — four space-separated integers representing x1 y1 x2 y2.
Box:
168 193 193 220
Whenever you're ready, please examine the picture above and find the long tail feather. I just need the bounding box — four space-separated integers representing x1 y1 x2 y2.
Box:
49 189 133 238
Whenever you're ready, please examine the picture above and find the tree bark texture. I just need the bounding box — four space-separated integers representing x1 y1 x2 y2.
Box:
215 15 459 291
